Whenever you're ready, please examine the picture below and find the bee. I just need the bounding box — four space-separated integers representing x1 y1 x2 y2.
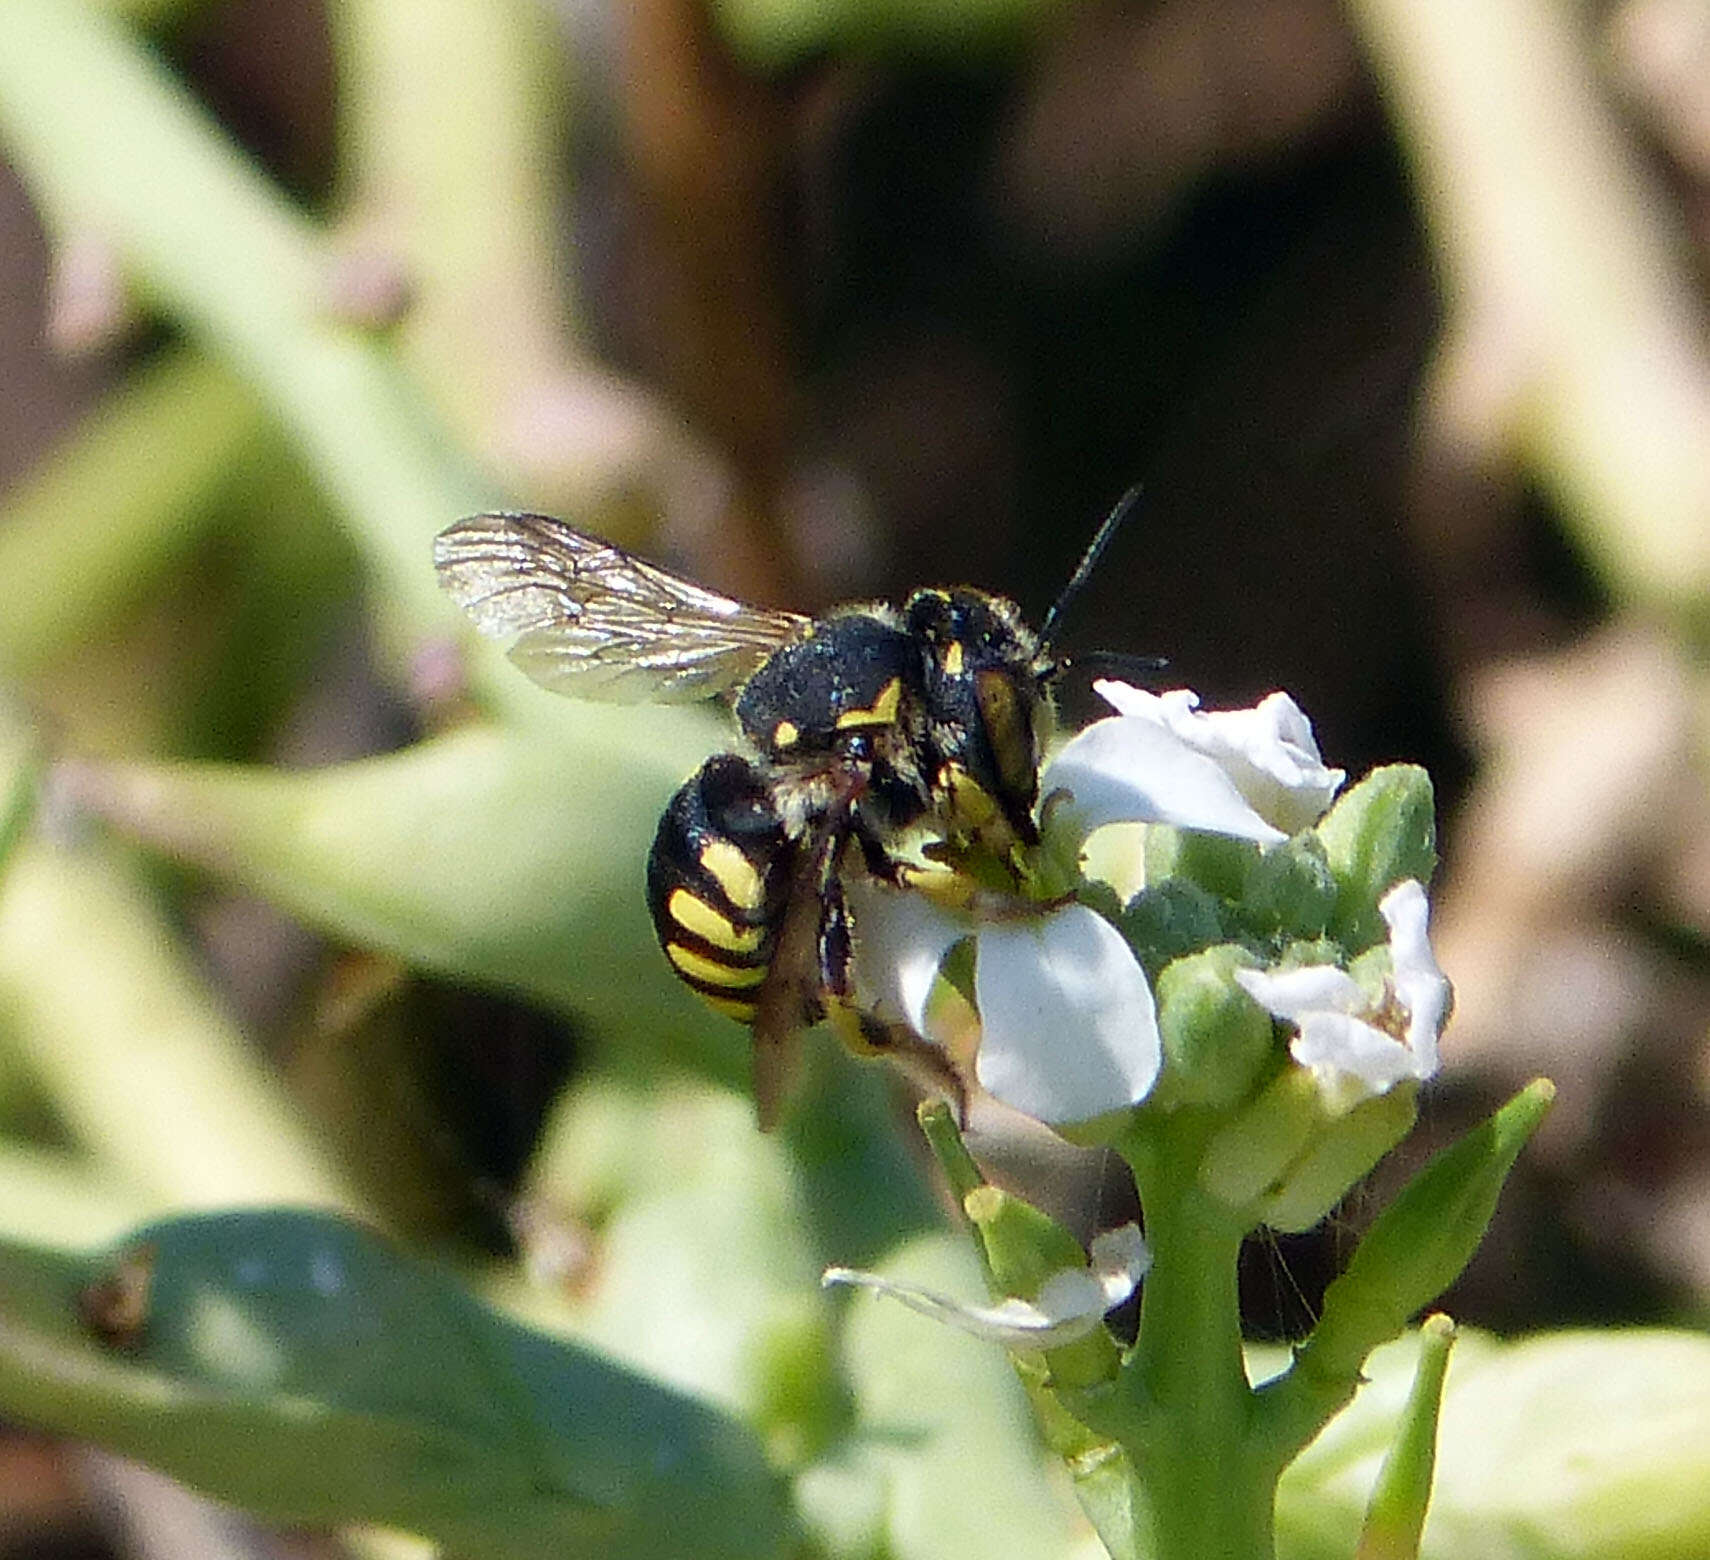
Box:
434 497 1135 1123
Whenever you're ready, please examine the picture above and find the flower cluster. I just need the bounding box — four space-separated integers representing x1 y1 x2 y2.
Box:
849 680 1448 1133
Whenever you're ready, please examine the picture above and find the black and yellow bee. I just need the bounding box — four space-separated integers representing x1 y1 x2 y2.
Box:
434 500 1132 1122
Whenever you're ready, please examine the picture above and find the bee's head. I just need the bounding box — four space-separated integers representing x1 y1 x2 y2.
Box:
905 588 1051 849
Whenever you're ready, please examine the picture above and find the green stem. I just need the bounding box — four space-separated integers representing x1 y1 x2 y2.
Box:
1092 1116 1274 1560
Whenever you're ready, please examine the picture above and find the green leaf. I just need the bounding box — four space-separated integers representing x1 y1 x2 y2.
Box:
66 717 750 1086
0 1208 790 1560
1270 1326 1710 1560
1300 1081 1552 1383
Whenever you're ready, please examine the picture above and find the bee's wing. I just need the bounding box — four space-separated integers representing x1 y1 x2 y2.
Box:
435 512 811 704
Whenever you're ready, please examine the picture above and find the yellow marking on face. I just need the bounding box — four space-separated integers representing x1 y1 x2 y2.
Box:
772 719 800 748
699 839 765 911
667 943 769 989
942 640 965 677
669 889 765 954
699 992 759 1022
834 676 903 730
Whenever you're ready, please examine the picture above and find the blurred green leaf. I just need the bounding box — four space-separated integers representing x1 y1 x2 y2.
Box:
0 1207 790 1560
0 348 268 676
0 839 361 1213
0 0 494 672
1271 1326 1710 1560
528 1077 845 1469
64 714 755 1084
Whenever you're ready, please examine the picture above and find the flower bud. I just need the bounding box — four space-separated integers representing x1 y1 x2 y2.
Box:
1151 944 1274 1110
1313 765 1437 952
1256 1086 1417 1233
1143 824 1260 903
1119 876 1228 978
1197 1068 1417 1231
1235 832 1337 942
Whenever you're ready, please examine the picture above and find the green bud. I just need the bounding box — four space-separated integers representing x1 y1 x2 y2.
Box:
1198 1068 1318 1215
1281 935 1344 969
1121 876 1228 979
1258 1086 1418 1233
1152 944 1274 1110
1144 824 1259 902
1314 765 1437 952
1197 1068 1417 1231
1236 832 1337 942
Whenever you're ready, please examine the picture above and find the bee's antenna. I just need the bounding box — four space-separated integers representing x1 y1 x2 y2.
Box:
1061 649 1170 680
1039 484 1143 651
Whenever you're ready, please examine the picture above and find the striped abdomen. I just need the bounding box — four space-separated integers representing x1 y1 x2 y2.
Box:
646 755 791 1022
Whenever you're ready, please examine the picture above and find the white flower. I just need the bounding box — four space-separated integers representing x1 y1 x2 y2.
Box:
822 1223 1149 1348
1043 684 1344 848
845 877 1161 1125
846 685 1347 1126
1234 880 1449 1103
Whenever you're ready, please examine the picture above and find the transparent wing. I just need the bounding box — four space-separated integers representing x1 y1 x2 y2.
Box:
434 512 810 703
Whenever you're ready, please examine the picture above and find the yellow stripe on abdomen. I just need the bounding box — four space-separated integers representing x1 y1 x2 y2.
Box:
667 942 769 989
697 992 759 1022
698 839 765 911
668 889 766 954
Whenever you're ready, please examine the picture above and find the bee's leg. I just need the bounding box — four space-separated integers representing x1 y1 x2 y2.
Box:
850 813 909 886
816 871 854 1001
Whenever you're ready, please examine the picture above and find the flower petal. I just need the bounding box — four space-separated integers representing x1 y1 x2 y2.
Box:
1288 1012 1421 1093
1189 690 1345 835
821 1221 1148 1348
1380 879 1450 1078
973 903 1161 1123
845 877 968 1035
1087 684 1342 835
1087 1222 1152 1304
1235 964 1368 1020
1043 703 1288 848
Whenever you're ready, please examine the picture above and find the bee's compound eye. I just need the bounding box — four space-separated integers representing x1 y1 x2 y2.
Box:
973 668 1037 804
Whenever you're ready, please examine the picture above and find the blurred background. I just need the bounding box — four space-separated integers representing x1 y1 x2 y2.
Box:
1 0 1709 1554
